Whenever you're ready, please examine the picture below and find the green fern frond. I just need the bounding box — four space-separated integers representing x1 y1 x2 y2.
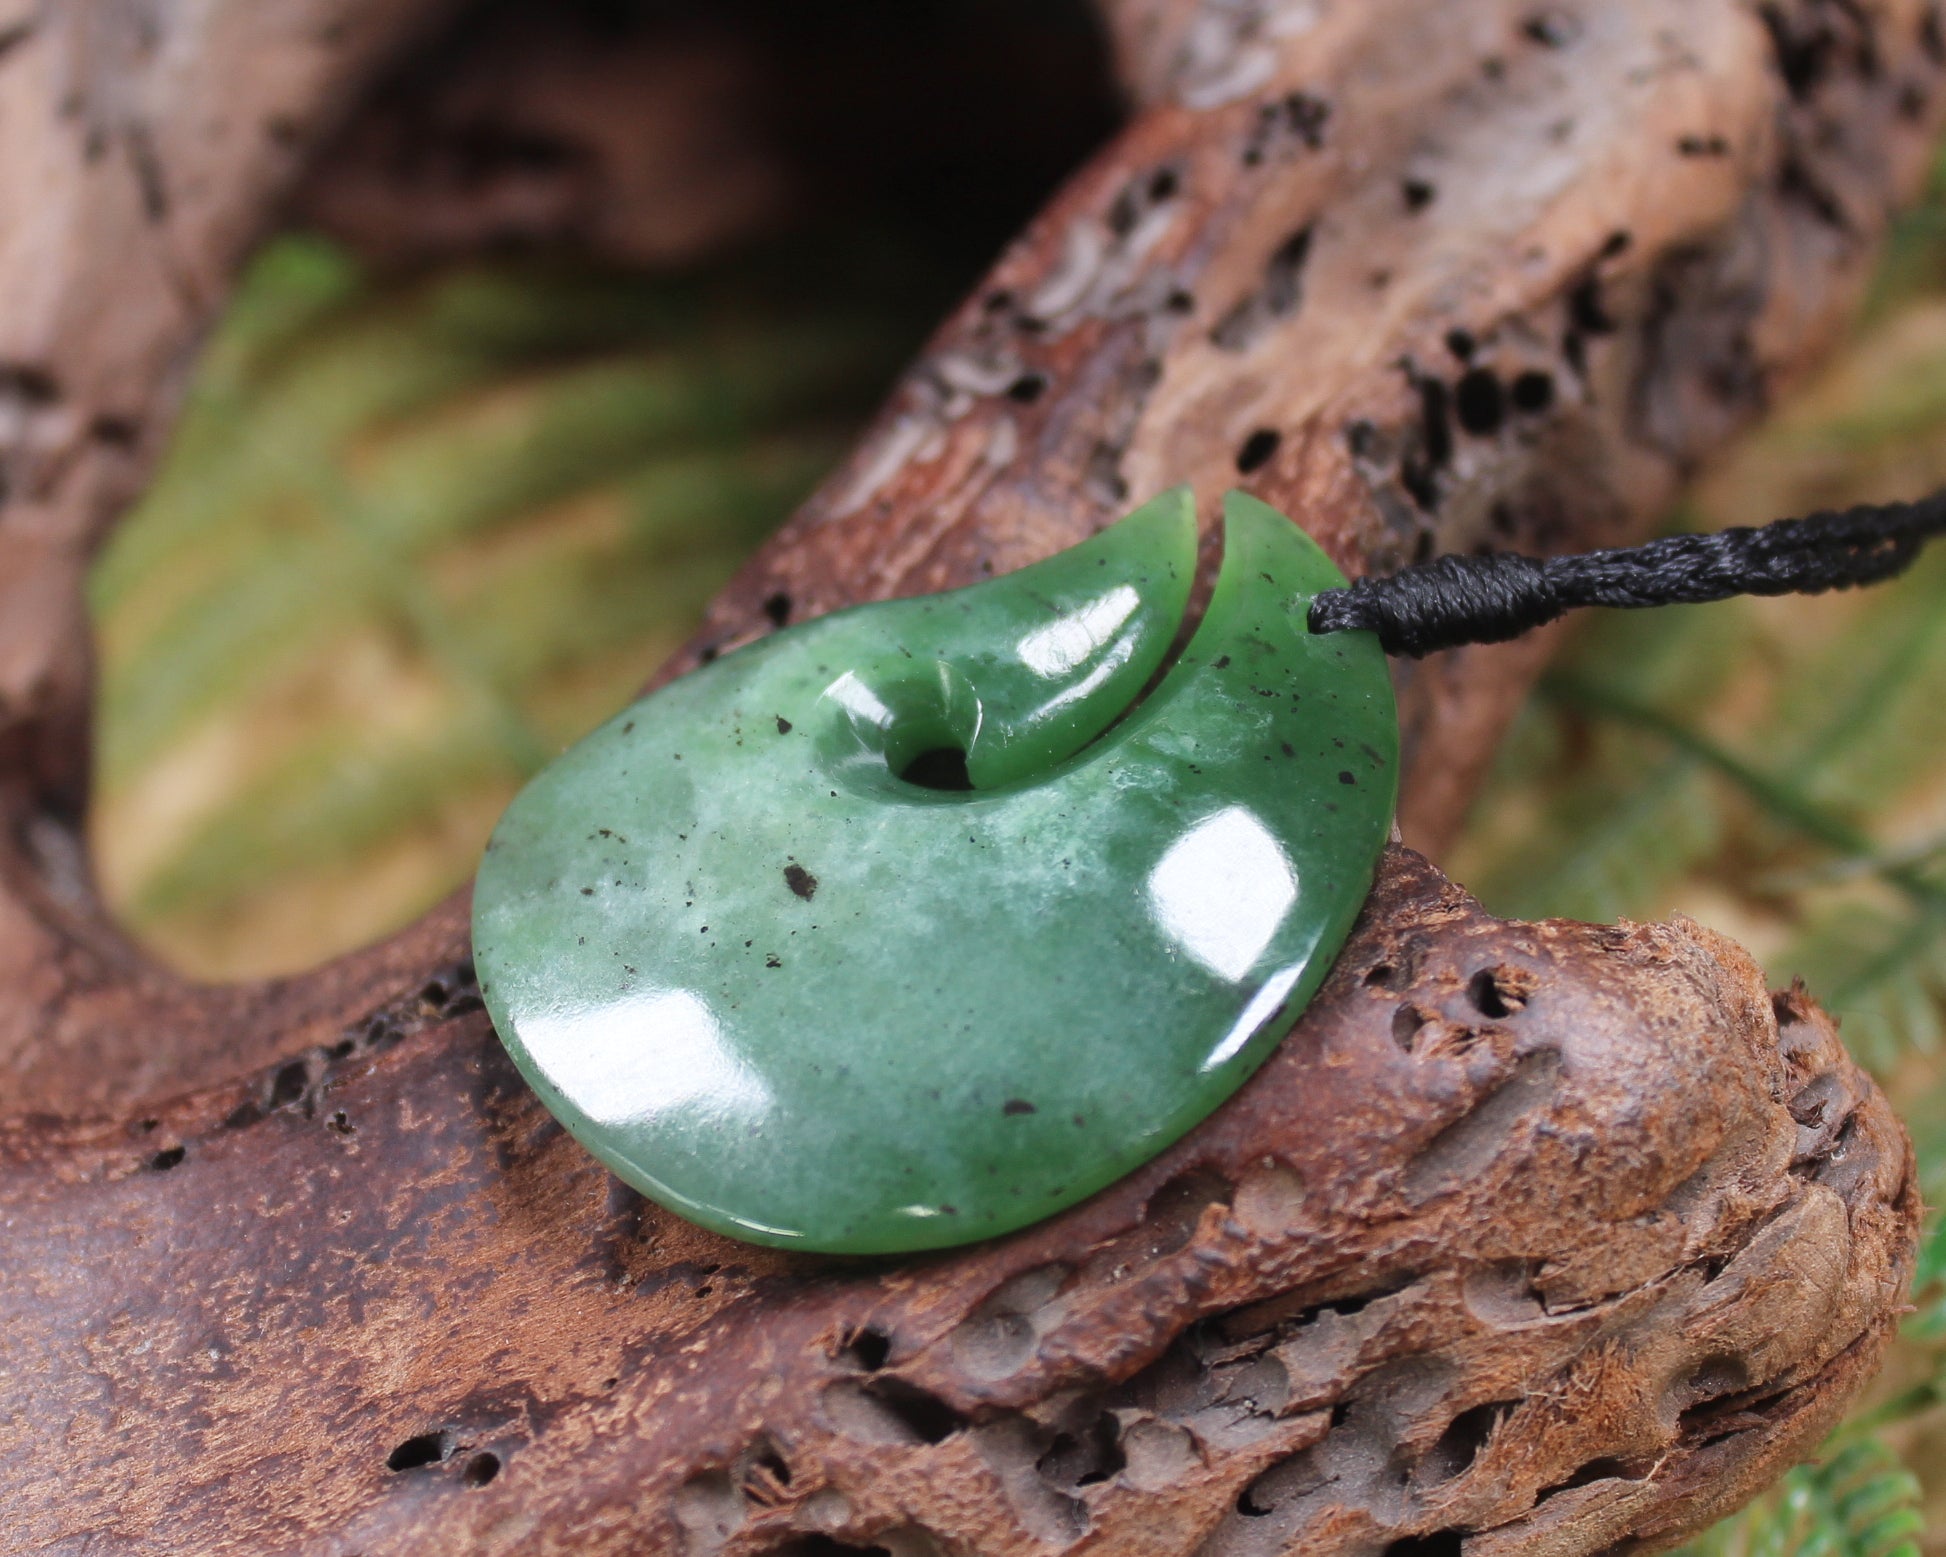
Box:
1775 894 1946 1071
1906 1211 1946 1348
1674 1440 1925 1557
1478 746 1721 924
89 231 950 976
1769 550 1946 820
1447 601 1750 923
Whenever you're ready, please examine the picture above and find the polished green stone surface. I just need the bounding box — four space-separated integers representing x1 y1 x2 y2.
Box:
472 490 1398 1253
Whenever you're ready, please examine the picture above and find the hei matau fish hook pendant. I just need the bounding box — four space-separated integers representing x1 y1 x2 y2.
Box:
471 489 1397 1253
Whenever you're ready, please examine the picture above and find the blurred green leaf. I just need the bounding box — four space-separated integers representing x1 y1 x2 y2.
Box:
89 230 949 976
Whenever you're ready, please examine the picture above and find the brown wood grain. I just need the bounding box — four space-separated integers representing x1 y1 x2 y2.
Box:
0 1 1937 1551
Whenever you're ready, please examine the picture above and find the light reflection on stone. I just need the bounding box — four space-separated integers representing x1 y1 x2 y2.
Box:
1147 805 1299 982
1201 963 1304 1073
1015 584 1142 676
518 988 771 1130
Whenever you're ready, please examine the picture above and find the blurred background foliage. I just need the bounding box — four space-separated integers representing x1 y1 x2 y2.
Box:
84 136 1946 1553
89 227 958 977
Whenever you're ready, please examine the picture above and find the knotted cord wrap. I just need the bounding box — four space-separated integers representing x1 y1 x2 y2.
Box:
1308 491 1946 656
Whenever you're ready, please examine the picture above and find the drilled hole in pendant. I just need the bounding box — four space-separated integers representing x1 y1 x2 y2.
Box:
899 747 974 791
847 660 983 794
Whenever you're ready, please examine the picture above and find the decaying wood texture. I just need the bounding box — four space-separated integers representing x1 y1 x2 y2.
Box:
0 1 1938 1552
0 848 1916 1556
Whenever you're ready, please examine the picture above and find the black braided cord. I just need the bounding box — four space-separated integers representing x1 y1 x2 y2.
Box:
1306 491 1946 657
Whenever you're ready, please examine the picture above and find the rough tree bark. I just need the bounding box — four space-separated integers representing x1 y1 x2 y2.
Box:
0 2 1937 1553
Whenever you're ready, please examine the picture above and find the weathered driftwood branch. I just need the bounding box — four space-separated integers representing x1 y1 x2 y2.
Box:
1 848 1917 1555
0 1 1937 1552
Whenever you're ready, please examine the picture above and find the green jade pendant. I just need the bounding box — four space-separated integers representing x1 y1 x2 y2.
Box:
472 490 1397 1253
